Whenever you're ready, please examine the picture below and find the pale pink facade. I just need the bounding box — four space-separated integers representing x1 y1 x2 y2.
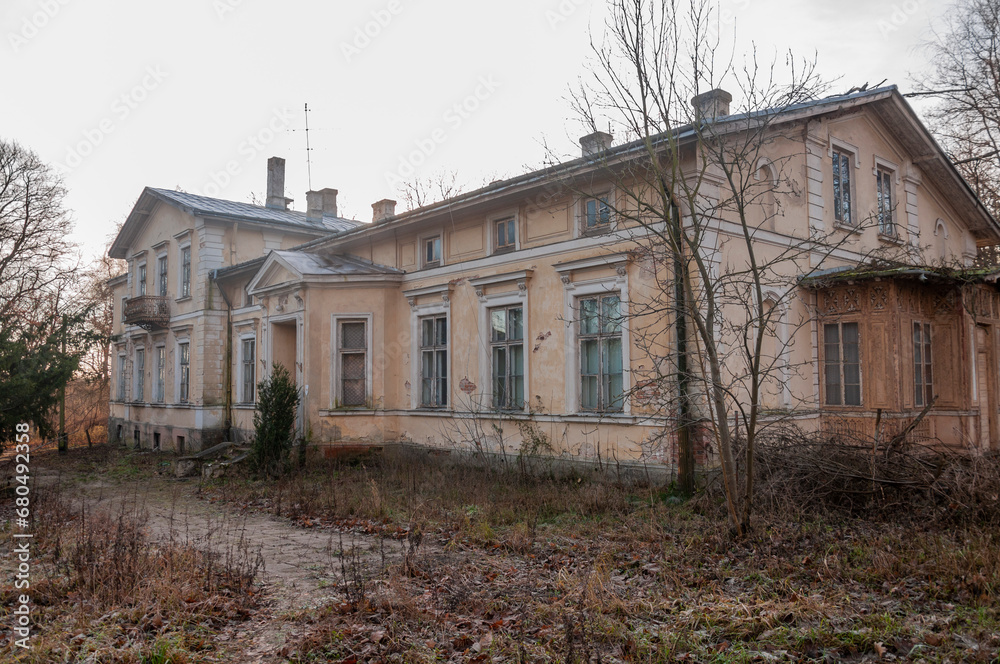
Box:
108 87 1000 463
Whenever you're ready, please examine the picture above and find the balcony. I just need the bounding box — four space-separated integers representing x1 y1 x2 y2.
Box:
124 295 170 330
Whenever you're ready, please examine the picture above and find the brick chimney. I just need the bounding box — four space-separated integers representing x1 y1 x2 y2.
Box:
306 188 338 221
691 89 733 120
580 131 613 158
265 157 293 210
372 199 396 224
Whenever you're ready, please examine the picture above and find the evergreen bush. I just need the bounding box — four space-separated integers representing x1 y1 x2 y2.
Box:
250 363 299 477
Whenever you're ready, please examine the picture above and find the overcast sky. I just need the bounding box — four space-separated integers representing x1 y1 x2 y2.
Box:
1 0 947 262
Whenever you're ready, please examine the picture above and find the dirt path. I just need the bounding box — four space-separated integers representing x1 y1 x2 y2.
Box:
45 470 388 662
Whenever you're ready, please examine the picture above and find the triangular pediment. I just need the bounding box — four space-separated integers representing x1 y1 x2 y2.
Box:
246 252 303 294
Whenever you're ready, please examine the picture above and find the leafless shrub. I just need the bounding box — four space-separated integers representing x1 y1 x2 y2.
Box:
713 422 1000 524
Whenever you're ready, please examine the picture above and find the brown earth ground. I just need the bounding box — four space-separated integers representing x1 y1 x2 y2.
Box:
2 442 999 663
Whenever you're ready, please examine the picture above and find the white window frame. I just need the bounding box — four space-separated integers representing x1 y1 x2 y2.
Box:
156 252 168 297
405 287 451 409
116 351 127 401
873 155 901 239
488 209 520 255
576 189 616 236
120 296 128 327
137 261 147 296
178 243 192 299
559 266 630 414
471 271 531 413
829 137 860 228
330 313 373 409
420 232 443 269
239 334 256 404
154 344 166 403
133 346 145 402
176 339 191 404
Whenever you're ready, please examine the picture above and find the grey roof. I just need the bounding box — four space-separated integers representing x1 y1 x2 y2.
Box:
301 86 964 253
271 250 402 276
148 188 360 234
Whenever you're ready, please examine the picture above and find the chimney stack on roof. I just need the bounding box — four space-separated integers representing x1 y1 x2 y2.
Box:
580 131 614 158
306 188 339 221
372 199 396 224
691 88 733 120
265 157 293 210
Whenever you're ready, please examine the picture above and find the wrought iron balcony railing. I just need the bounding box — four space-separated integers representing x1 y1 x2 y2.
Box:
124 295 170 330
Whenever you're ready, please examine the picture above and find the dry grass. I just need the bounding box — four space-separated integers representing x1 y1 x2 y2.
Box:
204 444 1000 663
0 448 262 663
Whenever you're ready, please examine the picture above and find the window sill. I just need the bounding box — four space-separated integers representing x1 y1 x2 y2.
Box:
234 403 256 410
175 296 192 303
319 408 380 417
833 222 860 234
581 225 614 237
878 231 903 245
492 245 515 256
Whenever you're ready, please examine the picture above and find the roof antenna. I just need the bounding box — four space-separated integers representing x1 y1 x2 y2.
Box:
304 102 313 190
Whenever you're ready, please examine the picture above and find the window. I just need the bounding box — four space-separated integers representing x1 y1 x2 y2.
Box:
584 195 612 230
490 305 524 410
419 315 448 407
824 322 861 406
832 149 853 225
157 254 168 297
134 348 145 401
494 217 516 253
914 322 933 407
153 432 161 451
120 297 127 324
137 263 147 296
578 294 624 411
876 167 895 236
178 342 190 403
116 354 127 401
154 346 165 403
423 236 441 268
180 246 191 298
241 338 256 404
337 321 367 407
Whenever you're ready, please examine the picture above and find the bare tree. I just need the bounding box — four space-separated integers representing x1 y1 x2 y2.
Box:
916 0 1000 262
0 139 88 445
568 0 883 533
398 170 465 211
63 239 126 446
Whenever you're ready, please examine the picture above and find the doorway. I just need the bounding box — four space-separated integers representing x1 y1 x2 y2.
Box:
269 317 302 433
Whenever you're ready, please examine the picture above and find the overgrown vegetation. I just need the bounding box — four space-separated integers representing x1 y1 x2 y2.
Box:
250 363 300 478
0 447 261 662
203 443 1000 663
